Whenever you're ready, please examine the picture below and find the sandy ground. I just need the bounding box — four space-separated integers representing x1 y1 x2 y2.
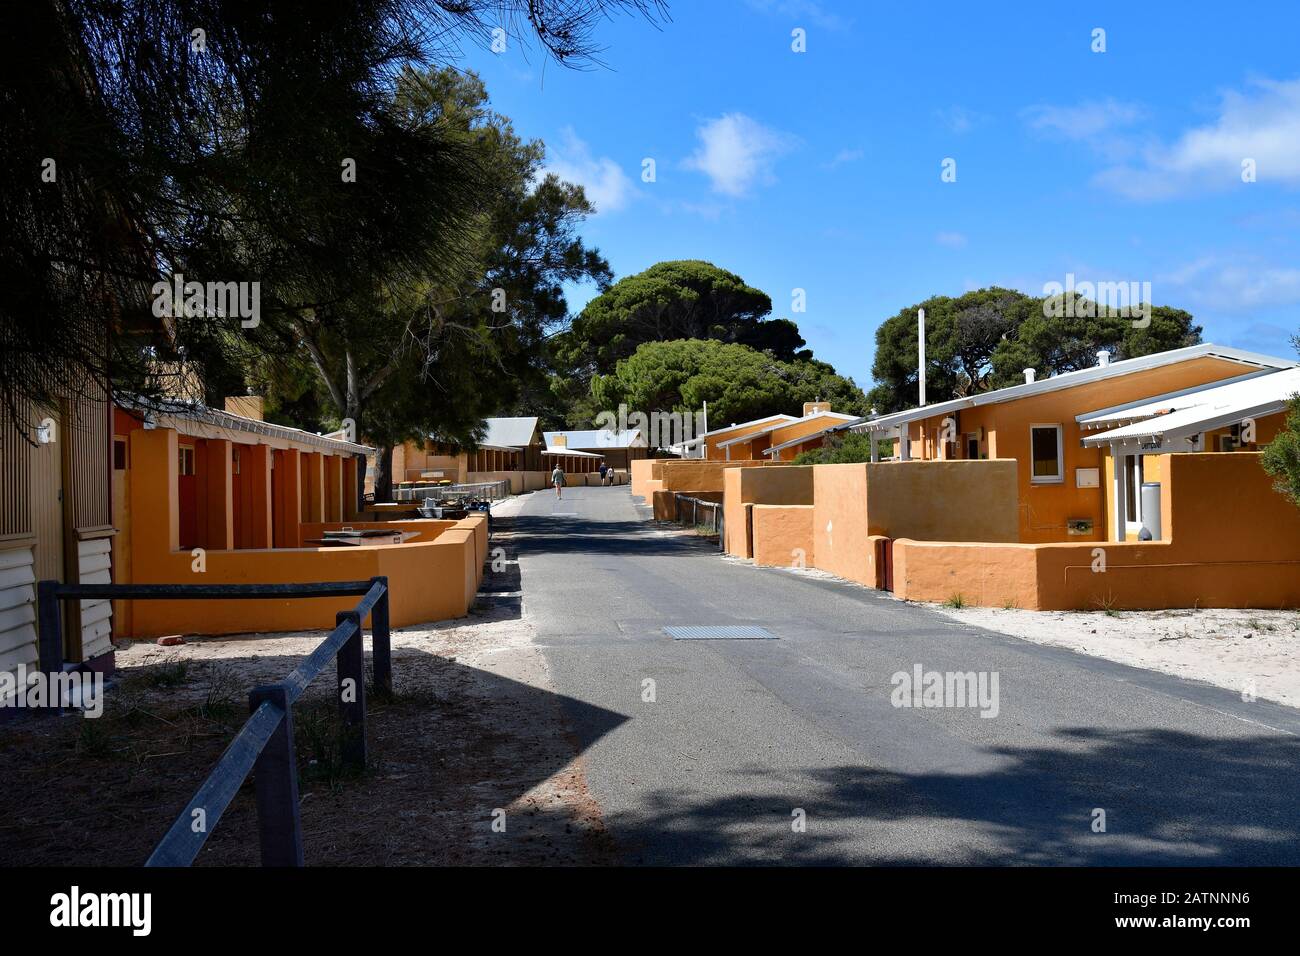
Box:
732 558 1300 711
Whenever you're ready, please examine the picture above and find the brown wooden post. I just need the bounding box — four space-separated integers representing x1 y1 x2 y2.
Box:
272 448 302 547
245 443 273 548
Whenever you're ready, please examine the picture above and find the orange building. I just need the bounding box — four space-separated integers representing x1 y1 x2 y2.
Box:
702 413 797 460
846 345 1296 543
715 403 859 461
112 396 489 639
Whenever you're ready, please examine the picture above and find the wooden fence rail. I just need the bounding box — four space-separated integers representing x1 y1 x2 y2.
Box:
35 577 391 867
673 494 725 552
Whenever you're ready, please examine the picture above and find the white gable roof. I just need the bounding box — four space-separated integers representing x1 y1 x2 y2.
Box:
543 429 646 449
717 411 859 448
1080 366 1300 446
480 417 539 449
701 413 797 439
851 344 1296 435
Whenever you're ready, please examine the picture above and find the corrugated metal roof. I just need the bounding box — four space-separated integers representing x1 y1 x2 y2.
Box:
848 344 1297 435
543 429 646 449
1081 366 1300 446
481 417 539 449
117 395 373 455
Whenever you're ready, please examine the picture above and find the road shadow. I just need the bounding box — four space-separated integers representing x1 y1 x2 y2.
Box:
597 724 1300 865
500 515 721 558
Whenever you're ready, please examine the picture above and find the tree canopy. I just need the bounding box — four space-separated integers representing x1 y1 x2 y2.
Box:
0 0 662 434
868 288 1203 413
554 260 810 380
1261 332 1300 511
590 338 868 431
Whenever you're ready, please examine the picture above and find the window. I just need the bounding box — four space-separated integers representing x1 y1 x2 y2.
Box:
1029 425 1063 483
113 439 127 470
178 446 195 476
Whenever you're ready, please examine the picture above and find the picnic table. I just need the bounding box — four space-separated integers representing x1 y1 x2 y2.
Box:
304 529 421 547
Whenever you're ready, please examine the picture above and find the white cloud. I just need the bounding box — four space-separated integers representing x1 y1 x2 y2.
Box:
935 106 987 135
1157 254 1300 311
935 231 968 248
822 147 864 169
683 113 795 197
541 128 634 214
1092 77 1300 200
1021 98 1145 140
744 0 849 30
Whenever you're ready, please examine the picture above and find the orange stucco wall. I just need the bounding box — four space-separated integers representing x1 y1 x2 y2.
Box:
723 465 814 557
894 356 1268 543
752 505 815 568
631 457 668 499
116 427 487 636
811 460 1019 588
894 453 1300 610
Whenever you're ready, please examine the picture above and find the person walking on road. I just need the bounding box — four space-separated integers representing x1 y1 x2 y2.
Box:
598 462 608 485
552 463 566 499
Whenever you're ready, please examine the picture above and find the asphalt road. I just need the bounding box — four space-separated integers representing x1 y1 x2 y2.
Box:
505 484 1300 865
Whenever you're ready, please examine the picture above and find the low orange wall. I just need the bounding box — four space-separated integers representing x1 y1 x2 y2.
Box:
810 460 1018 588
894 454 1300 610
631 458 666 499
123 514 488 637
724 465 814 557
752 505 814 568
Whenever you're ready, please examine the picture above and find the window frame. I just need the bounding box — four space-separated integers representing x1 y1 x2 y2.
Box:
1028 424 1065 485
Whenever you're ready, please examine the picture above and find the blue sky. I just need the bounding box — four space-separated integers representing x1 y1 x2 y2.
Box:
454 0 1300 388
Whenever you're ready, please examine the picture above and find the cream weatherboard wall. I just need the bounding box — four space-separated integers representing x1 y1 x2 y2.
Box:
0 547 37 692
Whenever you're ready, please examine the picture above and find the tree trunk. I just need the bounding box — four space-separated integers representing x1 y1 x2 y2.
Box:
374 442 395 503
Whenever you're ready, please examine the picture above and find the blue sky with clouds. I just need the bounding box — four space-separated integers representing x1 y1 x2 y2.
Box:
455 0 1300 387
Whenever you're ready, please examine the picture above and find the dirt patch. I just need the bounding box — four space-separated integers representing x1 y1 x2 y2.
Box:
0 605 614 866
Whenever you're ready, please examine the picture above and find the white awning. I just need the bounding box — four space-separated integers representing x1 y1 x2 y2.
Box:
542 446 603 459
1081 366 1300 447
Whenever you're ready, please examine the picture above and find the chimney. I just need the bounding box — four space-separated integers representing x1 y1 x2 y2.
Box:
1096 350 1111 367
1023 368 1036 385
224 395 265 421
803 400 832 417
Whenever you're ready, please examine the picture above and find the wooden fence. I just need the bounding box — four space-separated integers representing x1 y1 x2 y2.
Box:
36 577 391 867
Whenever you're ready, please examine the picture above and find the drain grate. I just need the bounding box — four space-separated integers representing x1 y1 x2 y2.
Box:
664 625 776 640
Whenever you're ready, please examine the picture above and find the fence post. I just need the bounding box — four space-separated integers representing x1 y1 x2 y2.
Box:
248 684 304 866
369 576 392 698
36 581 63 675
336 610 367 770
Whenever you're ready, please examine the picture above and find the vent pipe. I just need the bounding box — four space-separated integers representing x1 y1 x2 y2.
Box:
1023 368 1036 384
917 308 927 406
1097 350 1112 367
